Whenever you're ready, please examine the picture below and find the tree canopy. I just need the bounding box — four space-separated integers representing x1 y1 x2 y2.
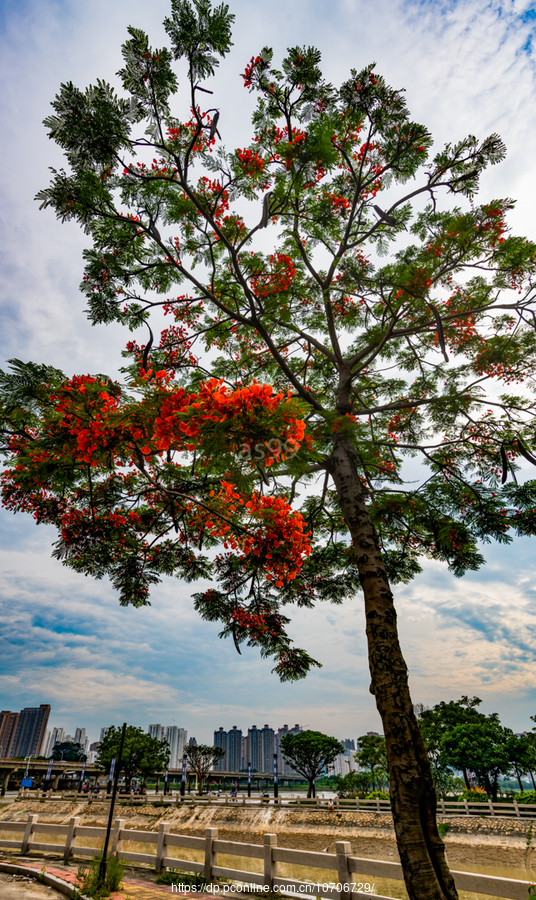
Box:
2 1 536 896
280 729 343 797
355 733 388 792
96 725 170 788
50 741 87 762
185 743 225 792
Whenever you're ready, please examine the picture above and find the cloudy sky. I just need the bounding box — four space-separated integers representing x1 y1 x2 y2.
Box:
1 0 536 747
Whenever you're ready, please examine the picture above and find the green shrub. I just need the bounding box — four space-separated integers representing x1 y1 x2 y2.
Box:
517 791 536 805
457 789 489 802
75 852 125 898
365 791 390 801
437 823 450 838
156 870 208 888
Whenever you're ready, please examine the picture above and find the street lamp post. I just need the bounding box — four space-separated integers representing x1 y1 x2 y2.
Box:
99 722 126 887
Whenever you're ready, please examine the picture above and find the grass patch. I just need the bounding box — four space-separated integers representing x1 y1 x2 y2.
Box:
75 852 125 899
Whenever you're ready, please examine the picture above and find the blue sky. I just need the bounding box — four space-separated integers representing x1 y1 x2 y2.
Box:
2 0 536 746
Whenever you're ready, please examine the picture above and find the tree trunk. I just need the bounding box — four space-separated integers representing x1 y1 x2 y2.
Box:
462 768 470 790
530 770 536 790
307 778 313 798
516 769 523 792
329 436 458 900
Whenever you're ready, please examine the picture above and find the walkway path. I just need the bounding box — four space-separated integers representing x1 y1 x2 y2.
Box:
0 859 216 900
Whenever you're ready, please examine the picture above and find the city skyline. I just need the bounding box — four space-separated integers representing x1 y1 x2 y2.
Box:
2 0 536 738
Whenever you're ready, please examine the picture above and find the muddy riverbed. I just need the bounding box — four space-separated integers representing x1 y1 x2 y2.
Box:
0 799 532 877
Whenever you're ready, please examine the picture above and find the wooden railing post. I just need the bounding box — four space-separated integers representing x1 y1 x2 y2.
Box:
111 818 125 855
64 816 79 862
355 796 359 810
204 827 218 883
336 841 352 896
488 799 495 817
264 833 277 891
156 822 170 873
376 796 380 813
514 799 520 818
463 798 469 816
440 798 446 816
21 814 37 855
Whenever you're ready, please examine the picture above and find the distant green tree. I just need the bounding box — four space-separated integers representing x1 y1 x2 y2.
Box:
280 730 343 798
355 734 389 792
335 770 372 797
441 718 511 802
185 744 225 793
505 732 534 792
418 697 485 790
97 725 170 789
50 741 87 762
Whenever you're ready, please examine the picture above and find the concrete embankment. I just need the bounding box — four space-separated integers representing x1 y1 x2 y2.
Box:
0 799 533 871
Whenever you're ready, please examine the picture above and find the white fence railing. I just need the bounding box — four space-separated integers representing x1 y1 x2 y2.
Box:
14 790 536 818
0 816 532 900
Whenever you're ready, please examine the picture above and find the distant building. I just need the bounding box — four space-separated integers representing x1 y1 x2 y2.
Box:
147 725 187 767
188 737 197 746
214 728 227 771
44 727 66 757
277 724 302 776
164 726 187 768
328 750 357 778
74 728 89 753
10 705 50 758
148 724 165 742
100 727 110 742
341 739 355 752
247 726 262 772
0 711 19 758
213 726 242 771
88 741 100 764
246 725 275 773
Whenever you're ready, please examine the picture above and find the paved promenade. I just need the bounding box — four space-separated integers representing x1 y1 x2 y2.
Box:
0 858 212 900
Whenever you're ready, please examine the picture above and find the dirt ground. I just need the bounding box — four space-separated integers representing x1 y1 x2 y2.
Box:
0 872 57 899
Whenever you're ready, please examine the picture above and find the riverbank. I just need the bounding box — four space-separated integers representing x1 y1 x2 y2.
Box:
0 799 533 872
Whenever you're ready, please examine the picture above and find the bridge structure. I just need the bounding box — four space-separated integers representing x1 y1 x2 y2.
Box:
0 757 305 795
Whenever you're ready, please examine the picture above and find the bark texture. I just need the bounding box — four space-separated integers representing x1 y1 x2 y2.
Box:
328 435 458 900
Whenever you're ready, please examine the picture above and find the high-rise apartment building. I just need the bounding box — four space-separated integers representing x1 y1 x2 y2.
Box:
260 725 275 772
247 726 262 772
74 728 89 752
0 711 19 758
164 726 187 768
214 728 227 771
341 739 355 752
44 727 66 757
213 726 242 771
227 726 242 771
246 725 274 772
277 724 302 776
100 727 110 742
147 724 187 767
10 705 50 758
328 750 357 778
148 724 165 742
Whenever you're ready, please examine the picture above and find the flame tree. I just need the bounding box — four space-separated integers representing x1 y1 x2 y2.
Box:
2 1 536 897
